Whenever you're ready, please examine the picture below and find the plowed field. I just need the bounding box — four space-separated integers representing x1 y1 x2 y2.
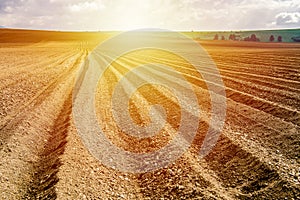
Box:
0 29 299 199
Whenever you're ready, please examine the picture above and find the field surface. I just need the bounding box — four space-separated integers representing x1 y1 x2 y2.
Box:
0 29 299 199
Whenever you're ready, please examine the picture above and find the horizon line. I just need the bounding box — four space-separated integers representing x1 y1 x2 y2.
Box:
1 27 299 33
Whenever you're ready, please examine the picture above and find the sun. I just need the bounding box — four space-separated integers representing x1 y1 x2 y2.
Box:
110 2 152 30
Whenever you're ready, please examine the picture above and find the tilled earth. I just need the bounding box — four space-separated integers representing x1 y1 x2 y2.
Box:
0 29 299 199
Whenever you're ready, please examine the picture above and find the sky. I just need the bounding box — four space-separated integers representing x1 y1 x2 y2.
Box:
0 0 299 31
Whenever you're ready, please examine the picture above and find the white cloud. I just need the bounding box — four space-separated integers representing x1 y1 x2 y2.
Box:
276 12 300 25
4 6 13 13
0 0 299 30
69 1 105 12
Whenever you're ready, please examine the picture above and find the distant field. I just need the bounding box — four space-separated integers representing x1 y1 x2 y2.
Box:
1 28 299 43
0 29 299 199
183 28 300 42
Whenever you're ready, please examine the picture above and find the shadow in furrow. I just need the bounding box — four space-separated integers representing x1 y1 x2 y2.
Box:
204 134 300 199
23 95 72 199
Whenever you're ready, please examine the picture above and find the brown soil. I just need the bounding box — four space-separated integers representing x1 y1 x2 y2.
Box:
0 29 299 199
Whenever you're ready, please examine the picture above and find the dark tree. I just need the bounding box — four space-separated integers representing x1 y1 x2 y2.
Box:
244 34 260 42
214 34 219 40
269 35 275 42
229 34 236 40
250 34 257 41
278 36 282 42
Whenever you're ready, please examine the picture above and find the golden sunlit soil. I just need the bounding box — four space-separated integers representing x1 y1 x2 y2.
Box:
0 29 299 199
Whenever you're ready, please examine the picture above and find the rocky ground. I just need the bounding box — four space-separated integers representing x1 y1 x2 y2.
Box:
0 29 299 199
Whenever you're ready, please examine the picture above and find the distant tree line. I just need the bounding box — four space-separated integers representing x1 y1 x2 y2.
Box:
213 33 283 42
244 34 260 42
269 35 282 42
